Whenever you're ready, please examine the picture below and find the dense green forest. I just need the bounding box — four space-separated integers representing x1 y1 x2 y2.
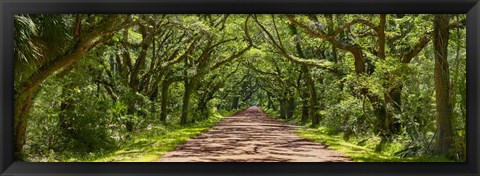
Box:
13 14 466 162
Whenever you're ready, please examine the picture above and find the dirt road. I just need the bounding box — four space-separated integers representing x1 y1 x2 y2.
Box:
158 106 352 162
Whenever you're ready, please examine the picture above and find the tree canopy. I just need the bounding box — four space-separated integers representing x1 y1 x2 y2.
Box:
14 14 466 162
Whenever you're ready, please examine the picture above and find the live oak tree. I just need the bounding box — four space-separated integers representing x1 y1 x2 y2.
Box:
433 14 453 156
285 14 465 143
107 15 201 128
13 14 131 158
177 14 252 125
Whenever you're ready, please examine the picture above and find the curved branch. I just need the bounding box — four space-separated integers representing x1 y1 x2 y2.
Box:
17 15 132 97
285 14 365 74
254 15 335 70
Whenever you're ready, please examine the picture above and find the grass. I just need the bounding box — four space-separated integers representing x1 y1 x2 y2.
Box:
261 107 453 162
296 127 452 162
58 106 453 162
64 110 232 162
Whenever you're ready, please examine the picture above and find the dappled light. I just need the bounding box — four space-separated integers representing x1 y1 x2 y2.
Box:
160 106 352 162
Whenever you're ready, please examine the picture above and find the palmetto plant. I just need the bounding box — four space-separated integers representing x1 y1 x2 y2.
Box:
14 14 72 85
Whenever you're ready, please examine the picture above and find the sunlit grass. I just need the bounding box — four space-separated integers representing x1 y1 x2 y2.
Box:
296 127 452 162
261 108 453 162
63 110 233 162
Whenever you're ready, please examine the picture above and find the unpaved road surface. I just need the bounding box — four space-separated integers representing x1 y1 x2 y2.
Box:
158 106 352 162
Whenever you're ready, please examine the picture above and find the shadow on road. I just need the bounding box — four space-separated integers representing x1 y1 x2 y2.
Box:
158 106 353 162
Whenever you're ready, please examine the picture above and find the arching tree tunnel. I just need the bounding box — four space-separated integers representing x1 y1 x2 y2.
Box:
14 14 466 161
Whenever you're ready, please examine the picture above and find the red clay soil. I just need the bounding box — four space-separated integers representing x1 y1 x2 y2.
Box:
158 106 352 162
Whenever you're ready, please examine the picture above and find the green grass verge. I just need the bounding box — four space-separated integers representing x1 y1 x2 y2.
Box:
64 110 232 162
296 127 452 162
261 107 453 162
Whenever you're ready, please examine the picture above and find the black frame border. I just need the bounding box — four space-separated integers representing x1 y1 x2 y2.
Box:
1 0 479 176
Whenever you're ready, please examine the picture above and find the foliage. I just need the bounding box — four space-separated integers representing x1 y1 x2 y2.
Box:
16 14 466 162
297 127 452 162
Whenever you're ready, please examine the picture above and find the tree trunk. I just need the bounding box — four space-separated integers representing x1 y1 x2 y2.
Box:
433 14 453 155
198 100 204 119
180 80 193 126
383 92 395 138
304 69 319 126
267 93 273 109
326 14 339 63
126 100 135 132
198 94 209 120
378 14 386 60
387 85 403 134
199 102 208 119
286 96 295 120
149 87 158 117
279 97 286 119
290 23 319 126
160 81 171 123
366 94 390 138
300 67 310 125
232 96 240 110
13 91 34 160
301 97 309 125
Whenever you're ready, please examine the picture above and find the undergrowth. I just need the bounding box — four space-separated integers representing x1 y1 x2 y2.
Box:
54 109 233 162
263 108 453 162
